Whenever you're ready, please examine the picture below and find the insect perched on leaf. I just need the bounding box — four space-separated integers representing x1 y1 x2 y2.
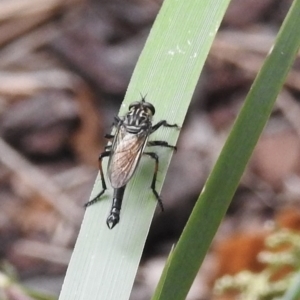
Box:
84 96 179 229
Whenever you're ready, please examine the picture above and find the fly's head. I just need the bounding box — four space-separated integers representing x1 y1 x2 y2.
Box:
124 99 155 134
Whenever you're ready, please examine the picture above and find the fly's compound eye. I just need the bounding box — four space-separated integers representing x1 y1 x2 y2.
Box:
128 101 140 111
143 102 155 116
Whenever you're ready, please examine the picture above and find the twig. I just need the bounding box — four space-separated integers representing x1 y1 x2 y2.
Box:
0 137 83 226
0 24 61 68
0 70 76 96
0 12 54 47
0 0 82 21
13 239 72 265
211 29 300 91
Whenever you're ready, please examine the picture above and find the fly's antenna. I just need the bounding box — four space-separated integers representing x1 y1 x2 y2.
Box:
139 92 147 103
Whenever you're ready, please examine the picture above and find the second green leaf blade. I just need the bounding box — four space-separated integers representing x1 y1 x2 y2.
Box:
153 0 300 299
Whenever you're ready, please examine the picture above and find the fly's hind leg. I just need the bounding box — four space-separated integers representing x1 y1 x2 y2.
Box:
84 150 110 208
143 152 164 212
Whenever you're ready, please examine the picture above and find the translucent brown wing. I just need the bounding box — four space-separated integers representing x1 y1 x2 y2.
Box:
108 126 148 188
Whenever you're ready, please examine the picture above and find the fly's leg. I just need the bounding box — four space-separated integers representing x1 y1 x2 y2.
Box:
108 115 122 128
105 134 114 139
104 135 114 151
147 121 179 210
106 186 126 229
105 115 121 148
143 152 164 212
104 116 121 148
151 120 180 133
84 151 110 207
114 115 122 125
147 140 177 151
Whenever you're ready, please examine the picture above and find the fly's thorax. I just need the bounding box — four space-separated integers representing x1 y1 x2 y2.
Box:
123 107 153 134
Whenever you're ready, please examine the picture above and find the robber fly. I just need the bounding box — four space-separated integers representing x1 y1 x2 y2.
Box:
84 96 179 229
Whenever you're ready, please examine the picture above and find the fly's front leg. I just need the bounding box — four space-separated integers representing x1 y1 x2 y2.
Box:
84 150 110 208
114 115 122 125
151 120 180 133
147 140 177 151
108 115 122 128
105 115 122 147
105 133 114 139
104 135 114 151
143 152 164 212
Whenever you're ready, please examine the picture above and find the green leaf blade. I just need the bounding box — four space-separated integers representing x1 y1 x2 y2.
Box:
59 0 231 299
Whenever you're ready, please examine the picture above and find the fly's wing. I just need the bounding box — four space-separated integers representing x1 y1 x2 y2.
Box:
108 126 148 188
